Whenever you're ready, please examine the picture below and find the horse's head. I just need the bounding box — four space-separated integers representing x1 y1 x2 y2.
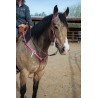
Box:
50 5 70 55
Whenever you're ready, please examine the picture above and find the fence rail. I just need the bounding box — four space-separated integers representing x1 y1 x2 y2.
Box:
32 17 81 42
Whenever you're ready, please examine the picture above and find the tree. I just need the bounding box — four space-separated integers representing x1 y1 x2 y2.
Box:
68 4 81 18
33 12 46 17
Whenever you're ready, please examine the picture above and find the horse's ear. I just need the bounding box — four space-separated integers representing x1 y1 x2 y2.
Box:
53 5 58 17
64 7 69 17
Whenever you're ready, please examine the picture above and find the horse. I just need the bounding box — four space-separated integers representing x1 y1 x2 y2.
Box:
16 5 70 98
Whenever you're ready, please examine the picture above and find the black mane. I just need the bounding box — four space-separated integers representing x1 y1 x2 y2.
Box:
31 13 68 40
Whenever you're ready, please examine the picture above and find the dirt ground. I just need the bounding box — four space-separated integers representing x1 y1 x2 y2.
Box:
16 43 81 98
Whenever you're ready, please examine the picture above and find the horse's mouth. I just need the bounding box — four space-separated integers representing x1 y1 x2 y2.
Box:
55 43 69 55
55 43 65 55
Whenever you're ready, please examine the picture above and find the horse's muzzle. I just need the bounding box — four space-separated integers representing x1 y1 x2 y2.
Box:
55 43 69 55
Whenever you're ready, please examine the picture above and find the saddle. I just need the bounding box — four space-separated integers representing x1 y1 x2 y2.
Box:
16 24 30 42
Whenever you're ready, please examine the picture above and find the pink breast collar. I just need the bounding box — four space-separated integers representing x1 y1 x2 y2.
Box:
22 32 48 62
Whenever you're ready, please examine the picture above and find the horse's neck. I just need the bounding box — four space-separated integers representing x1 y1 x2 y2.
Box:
32 30 51 57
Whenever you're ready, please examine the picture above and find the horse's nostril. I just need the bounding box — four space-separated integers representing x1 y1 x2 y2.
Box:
62 47 65 52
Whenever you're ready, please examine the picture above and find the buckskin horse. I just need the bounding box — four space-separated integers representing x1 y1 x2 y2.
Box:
16 5 69 98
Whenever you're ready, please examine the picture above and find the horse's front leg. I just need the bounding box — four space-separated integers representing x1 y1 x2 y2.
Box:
20 70 28 98
32 75 39 98
32 70 45 98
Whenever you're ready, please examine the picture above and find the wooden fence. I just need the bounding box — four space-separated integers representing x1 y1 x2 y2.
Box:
32 17 81 42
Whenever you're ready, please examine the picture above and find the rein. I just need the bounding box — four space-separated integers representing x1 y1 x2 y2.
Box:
32 37 58 57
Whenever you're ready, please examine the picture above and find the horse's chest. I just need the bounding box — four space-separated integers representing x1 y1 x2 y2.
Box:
30 58 48 73
16 40 48 74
